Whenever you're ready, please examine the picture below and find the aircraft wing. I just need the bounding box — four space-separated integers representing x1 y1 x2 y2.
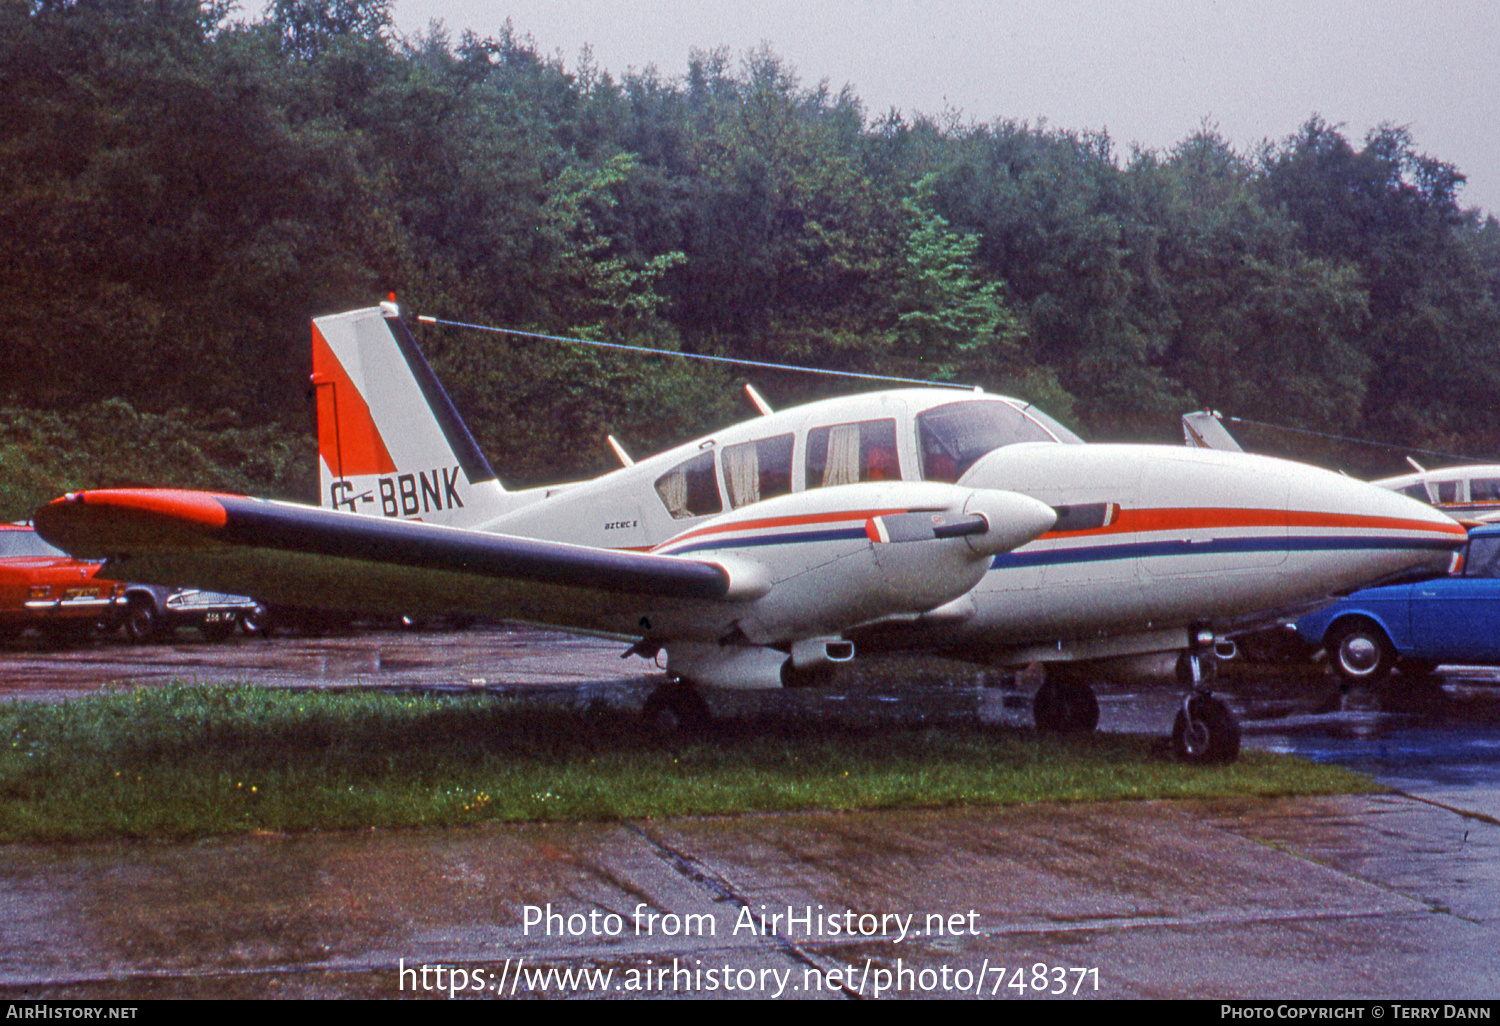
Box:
33 489 737 635
35 484 1055 645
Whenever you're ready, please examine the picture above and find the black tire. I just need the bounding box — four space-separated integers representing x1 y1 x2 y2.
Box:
1033 677 1100 733
1327 619 1395 685
240 606 271 637
122 598 159 643
1172 694 1241 764
642 680 712 734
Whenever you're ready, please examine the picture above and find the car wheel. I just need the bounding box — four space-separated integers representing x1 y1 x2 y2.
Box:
1328 619 1394 685
123 598 158 643
1172 694 1241 764
239 605 271 637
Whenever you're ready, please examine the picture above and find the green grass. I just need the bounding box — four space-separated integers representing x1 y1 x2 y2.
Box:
0 684 1375 843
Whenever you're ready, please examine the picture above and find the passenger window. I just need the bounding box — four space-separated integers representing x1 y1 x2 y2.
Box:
654 451 723 519
1466 537 1500 578
917 400 1064 482
723 434 794 509
806 420 900 489
1472 479 1500 503
1435 481 1459 504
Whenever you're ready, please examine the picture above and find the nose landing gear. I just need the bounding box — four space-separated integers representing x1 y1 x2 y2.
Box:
1172 648 1240 764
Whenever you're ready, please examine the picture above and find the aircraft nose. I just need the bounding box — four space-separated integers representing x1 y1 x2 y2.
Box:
1290 471 1468 582
961 489 1058 557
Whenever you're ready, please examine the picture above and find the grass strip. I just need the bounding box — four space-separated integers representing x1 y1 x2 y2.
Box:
0 683 1374 842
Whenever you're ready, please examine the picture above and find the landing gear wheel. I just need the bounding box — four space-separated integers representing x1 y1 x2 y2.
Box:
1328 620 1394 685
642 679 712 734
1172 694 1241 764
1032 677 1100 733
122 599 158 643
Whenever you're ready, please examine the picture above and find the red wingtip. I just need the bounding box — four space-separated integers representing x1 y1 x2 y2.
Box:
52 489 231 529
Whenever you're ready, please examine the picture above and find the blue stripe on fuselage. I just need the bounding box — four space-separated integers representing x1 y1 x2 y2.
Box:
991 534 1460 570
660 527 871 558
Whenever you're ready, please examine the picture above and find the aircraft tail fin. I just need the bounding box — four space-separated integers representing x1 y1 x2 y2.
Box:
312 302 509 527
1182 410 1244 452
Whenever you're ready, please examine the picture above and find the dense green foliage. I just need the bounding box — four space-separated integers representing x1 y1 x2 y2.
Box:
0 400 314 518
0 683 1369 841
4 0 1499 511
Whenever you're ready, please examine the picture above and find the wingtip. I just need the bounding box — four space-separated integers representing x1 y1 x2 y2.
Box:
43 489 233 529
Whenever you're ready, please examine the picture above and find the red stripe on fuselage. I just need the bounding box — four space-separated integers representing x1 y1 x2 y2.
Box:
1043 506 1466 540
653 507 909 552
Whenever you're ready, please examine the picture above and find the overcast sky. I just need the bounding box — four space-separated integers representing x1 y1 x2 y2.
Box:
330 0 1499 218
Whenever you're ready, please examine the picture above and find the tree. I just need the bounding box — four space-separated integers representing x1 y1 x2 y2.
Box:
268 0 390 60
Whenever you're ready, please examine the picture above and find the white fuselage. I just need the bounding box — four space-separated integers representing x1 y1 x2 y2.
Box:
465 390 1464 666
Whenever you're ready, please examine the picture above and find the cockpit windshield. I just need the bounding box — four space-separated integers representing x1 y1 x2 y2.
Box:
917 400 1081 482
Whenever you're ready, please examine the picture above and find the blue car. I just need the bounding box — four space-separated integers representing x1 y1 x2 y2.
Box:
1295 524 1500 683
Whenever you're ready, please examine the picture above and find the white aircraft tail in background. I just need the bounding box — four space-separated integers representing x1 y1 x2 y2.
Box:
1182 410 1244 452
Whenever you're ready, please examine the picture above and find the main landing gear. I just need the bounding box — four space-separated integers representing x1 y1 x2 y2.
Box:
1031 648 1242 764
641 677 712 734
1032 665 1100 733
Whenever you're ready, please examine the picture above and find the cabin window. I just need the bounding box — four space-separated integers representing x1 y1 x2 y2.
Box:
916 400 1069 483
1435 480 1459 504
1467 537 1500 578
1399 484 1429 501
806 419 899 489
654 451 722 519
1472 479 1500 503
723 434 794 508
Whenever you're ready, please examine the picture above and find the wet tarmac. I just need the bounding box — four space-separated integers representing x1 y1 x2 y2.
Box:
2 626 1498 999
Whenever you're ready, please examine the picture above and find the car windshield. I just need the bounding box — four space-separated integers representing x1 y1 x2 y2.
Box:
0 530 66 558
917 400 1081 482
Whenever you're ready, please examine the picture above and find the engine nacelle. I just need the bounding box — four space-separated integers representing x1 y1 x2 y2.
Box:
650 480 1056 655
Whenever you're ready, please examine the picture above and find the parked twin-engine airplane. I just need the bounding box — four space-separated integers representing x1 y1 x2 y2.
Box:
36 305 1467 763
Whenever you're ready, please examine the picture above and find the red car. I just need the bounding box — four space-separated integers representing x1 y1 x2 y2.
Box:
0 522 124 640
